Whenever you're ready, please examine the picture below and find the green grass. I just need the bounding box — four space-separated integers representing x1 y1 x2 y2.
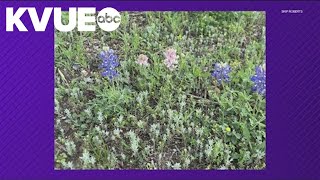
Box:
54 11 266 170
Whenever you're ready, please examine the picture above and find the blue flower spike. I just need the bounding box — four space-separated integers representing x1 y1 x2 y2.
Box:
251 64 266 96
211 62 231 85
99 48 119 80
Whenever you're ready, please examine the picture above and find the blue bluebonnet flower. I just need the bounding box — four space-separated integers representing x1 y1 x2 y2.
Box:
99 48 119 80
251 65 266 96
211 63 231 84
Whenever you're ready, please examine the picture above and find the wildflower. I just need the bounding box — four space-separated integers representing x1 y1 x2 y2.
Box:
164 48 179 70
99 48 119 80
136 54 149 66
211 63 231 84
225 127 231 132
251 65 266 96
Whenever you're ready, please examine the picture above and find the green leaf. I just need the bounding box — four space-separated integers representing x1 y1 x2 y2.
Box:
241 122 251 141
201 72 211 78
193 67 202 77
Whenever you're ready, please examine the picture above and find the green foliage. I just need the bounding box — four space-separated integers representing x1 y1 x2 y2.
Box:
55 11 266 170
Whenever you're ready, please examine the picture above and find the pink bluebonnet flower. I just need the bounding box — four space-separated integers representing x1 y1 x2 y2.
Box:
136 54 150 66
164 48 179 71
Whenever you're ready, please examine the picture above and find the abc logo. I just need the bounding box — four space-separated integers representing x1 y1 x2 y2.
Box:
97 7 121 32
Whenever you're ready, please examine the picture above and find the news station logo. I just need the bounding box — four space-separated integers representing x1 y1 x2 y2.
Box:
5 7 121 32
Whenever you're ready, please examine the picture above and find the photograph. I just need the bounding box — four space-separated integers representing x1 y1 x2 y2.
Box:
54 11 266 170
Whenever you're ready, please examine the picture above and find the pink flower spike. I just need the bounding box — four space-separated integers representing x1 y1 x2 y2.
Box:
136 54 150 66
164 48 179 61
163 48 179 70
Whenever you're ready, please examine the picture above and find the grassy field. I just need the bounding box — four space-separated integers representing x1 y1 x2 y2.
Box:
54 11 266 170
